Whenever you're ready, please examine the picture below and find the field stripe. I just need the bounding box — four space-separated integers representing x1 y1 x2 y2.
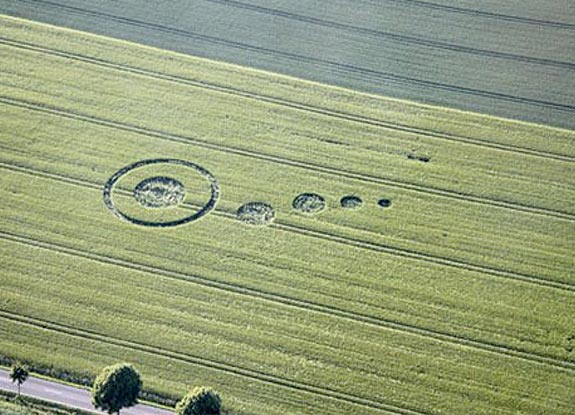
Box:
1 214 574 373
0 310 423 415
271 222 575 292
2 160 573 294
381 0 575 30
206 0 575 69
1 96 573 224
1 36 572 163
1 160 573 296
1 159 573 294
13 0 575 113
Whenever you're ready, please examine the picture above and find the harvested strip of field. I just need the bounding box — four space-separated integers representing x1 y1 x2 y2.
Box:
388 0 575 26
0 15 574 415
0 0 573 128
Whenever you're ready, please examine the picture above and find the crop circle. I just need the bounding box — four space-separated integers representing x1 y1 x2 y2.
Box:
378 198 392 208
103 158 219 227
134 176 186 208
292 193 326 214
236 202 275 226
340 195 363 209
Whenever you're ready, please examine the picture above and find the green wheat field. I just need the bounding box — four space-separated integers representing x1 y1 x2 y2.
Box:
0 13 574 415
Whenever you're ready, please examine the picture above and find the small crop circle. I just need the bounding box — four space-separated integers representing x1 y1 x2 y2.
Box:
103 158 219 227
378 198 392 208
340 195 363 209
292 193 326 214
236 202 275 225
134 176 186 208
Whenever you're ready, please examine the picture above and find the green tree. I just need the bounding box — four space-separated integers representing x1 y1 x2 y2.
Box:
91 363 141 415
9 363 29 397
176 387 222 415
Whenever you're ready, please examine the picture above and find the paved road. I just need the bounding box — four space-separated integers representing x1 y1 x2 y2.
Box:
0 369 173 415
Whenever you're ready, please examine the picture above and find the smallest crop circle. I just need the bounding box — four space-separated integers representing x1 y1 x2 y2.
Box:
378 198 392 208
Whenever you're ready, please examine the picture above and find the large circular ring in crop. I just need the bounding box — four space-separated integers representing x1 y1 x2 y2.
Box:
103 158 220 227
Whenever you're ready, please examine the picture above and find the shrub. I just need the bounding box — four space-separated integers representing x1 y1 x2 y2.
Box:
176 387 221 415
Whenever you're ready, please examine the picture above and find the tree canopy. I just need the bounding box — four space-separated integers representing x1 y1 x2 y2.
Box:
9 363 29 396
176 387 222 415
91 363 141 415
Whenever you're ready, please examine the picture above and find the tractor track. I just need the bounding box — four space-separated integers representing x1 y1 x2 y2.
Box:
1 96 573 223
0 192 574 374
1 36 572 163
9 0 575 115
0 309 425 415
205 0 575 70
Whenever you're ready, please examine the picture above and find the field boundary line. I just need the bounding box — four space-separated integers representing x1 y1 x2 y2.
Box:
11 0 575 114
1 227 574 374
382 0 575 30
1 96 573 224
1 159 573 294
0 310 421 415
206 0 575 70
1 34 573 163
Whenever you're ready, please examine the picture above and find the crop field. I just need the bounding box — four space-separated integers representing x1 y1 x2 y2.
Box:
0 13 574 415
0 0 574 129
